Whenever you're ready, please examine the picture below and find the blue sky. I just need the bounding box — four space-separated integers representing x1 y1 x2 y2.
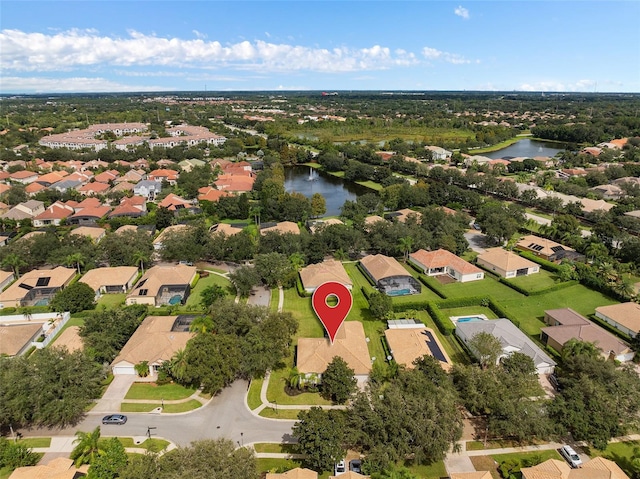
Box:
1 1 639 93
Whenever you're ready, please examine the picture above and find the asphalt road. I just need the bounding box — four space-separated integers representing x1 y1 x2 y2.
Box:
21 380 297 447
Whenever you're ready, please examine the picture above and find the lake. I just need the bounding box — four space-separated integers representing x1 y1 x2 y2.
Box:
284 166 370 216
485 139 570 159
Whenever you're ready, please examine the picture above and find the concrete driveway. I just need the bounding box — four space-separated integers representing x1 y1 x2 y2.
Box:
464 230 490 254
247 285 271 307
92 375 138 413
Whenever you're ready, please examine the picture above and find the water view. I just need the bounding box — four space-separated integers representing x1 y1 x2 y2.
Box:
485 139 570 159
284 166 370 216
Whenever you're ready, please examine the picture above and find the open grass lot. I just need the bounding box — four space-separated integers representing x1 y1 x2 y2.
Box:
584 440 640 477
183 273 234 310
97 293 126 309
290 125 475 144
406 460 448 479
124 382 196 400
441 275 523 302
507 269 562 291
266 367 332 406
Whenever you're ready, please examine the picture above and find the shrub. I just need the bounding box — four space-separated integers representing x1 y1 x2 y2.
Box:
134 361 150 377
518 251 562 273
426 302 455 336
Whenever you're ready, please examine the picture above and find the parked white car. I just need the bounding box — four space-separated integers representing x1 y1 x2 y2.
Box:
334 459 347 476
560 445 582 468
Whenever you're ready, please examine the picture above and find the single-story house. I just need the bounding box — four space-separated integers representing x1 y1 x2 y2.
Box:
476 248 539 278
450 473 492 479
79 266 139 298
260 221 301 235
0 323 44 356
384 320 452 371
387 208 422 224
33 201 75 227
70 226 106 243
541 308 634 363
0 270 15 291
360 254 421 296
521 457 629 479
111 315 194 376
299 259 352 293
125 264 197 307
0 266 76 308
153 224 190 250
266 468 318 479
409 248 484 283
68 205 111 225
595 302 640 339
307 218 344 234
363 215 385 230
455 318 556 374
8 456 89 479
209 223 244 236
296 321 371 387
515 235 581 262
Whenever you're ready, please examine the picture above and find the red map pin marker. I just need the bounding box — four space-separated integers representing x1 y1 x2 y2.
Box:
312 281 353 344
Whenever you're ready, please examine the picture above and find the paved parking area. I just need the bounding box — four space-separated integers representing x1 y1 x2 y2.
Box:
247 285 271 307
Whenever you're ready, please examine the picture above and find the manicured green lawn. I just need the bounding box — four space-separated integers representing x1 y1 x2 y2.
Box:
441 275 523 302
97 293 126 309
283 287 324 339
247 378 263 410
17 437 51 448
270 287 279 312
120 400 202 413
99 437 170 452
491 449 563 465
124 382 196 400
257 459 330 478
259 407 302 420
507 269 561 291
266 367 332 406
407 460 448 479
120 403 160 412
343 263 376 322
183 273 234 310
253 443 297 454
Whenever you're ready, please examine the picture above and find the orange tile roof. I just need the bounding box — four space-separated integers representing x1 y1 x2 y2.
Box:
410 248 483 275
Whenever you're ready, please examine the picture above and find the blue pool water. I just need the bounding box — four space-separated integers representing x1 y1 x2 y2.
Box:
457 316 484 323
168 295 183 305
386 289 411 296
34 299 50 306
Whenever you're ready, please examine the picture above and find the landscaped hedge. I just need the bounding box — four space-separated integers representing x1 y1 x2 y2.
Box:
434 296 486 309
487 298 519 327
361 286 373 301
417 275 448 299
529 279 579 296
392 300 430 312
518 250 562 273
425 302 456 336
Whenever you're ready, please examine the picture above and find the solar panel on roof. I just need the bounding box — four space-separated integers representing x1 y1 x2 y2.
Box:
36 277 51 287
550 246 564 252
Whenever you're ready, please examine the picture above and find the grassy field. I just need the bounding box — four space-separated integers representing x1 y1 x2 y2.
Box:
290 125 475 144
253 443 297 454
584 440 640 477
96 293 126 309
124 382 196 400
183 273 234 310
507 269 561 291
17 437 51 448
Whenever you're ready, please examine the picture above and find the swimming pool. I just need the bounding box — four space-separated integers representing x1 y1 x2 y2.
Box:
168 295 183 305
450 314 489 323
386 289 412 296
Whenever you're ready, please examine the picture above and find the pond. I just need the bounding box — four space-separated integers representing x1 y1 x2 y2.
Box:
484 139 571 159
284 165 370 216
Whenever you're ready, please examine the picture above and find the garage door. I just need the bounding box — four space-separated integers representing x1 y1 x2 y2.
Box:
112 365 135 375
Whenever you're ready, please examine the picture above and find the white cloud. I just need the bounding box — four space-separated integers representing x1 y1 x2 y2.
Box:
422 46 472 64
192 30 207 39
0 29 419 73
455 6 470 20
518 79 597 92
0 76 168 93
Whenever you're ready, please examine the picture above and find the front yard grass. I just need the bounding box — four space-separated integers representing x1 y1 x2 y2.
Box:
266 367 332 406
17 437 51 448
406 460 448 479
259 407 302 420
119 400 202 413
253 443 297 454
247 378 263 410
491 449 563 465
99 437 170 452
124 382 196 400
583 440 640 478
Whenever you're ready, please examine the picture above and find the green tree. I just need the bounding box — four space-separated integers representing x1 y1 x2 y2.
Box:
476 202 525 245
398 236 414 262
79 307 146 363
228 265 261 297
132 250 150 274
467 331 503 369
182 333 242 394
71 427 104 467
293 408 346 472
50 282 96 313
255 252 295 287
154 206 174 230
86 437 127 479
2 253 27 279
0 438 40 470
368 291 392 320
321 356 357 404
311 193 327 218
199 284 227 310
65 252 85 275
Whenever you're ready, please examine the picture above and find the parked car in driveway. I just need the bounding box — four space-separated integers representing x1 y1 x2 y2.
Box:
334 459 346 476
560 445 582 468
102 414 127 425
349 459 362 473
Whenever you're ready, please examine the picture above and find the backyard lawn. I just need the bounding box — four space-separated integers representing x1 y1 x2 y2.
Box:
97 293 126 309
507 269 562 291
183 273 234 310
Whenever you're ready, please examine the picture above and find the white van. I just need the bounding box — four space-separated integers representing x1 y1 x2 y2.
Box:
560 445 582 468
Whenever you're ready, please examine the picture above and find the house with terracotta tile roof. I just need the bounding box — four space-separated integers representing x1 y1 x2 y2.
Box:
0 266 76 308
158 193 195 212
77 181 111 196
477 248 539 278
297 321 372 386
35 170 69 186
69 205 111 226
385 320 452 371
94 169 120 183
409 248 484 283
148 168 179 184
541 308 634 362
109 195 147 218
197 186 229 202
266 468 318 479
387 208 422 224
33 201 75 227
360 254 421 295
214 173 255 193
24 181 46 196
111 315 194 376
8 456 89 479
595 302 640 339
8 170 39 184
260 221 301 236
79 266 139 298
125 264 197 307
299 259 352 293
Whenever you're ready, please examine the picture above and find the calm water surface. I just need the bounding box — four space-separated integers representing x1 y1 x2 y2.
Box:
485 139 570 159
284 166 370 216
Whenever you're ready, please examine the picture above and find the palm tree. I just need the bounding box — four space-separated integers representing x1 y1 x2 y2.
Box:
65 253 85 275
288 252 305 272
2 253 27 279
169 348 189 383
585 241 608 264
70 426 104 467
398 236 414 262
132 250 150 274
287 367 304 390
189 315 214 334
